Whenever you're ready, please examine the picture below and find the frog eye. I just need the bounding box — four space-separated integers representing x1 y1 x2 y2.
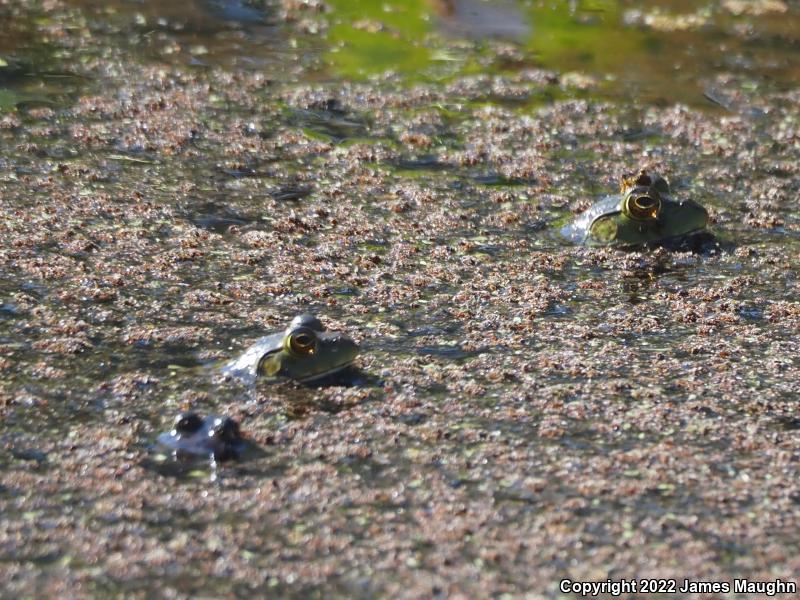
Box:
284 326 317 357
210 417 240 442
174 412 203 434
623 190 661 221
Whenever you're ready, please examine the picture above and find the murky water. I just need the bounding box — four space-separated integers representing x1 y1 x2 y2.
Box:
2 0 800 596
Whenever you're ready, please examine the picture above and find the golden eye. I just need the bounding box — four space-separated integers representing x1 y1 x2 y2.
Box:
623 191 661 221
284 327 317 357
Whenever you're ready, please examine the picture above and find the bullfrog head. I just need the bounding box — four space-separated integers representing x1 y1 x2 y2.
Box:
156 412 245 462
561 169 709 246
222 313 359 384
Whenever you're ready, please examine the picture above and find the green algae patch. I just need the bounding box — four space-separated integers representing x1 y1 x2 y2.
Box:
525 1 639 70
0 88 27 111
325 0 434 79
327 24 433 80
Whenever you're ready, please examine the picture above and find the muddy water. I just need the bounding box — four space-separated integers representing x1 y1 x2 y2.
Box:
1 0 800 597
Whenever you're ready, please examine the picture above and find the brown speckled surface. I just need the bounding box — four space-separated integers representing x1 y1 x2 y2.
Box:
1 1 800 598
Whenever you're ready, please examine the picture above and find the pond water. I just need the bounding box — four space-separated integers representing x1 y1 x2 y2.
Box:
1 0 799 596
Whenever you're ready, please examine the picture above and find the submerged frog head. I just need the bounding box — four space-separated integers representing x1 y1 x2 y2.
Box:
562 169 709 246
223 314 359 384
156 412 245 462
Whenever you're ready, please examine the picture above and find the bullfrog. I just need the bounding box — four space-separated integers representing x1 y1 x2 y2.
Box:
156 412 245 462
222 313 359 384
561 170 709 247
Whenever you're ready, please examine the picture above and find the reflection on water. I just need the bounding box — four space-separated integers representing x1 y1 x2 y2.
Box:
430 0 530 41
200 0 269 25
0 27 85 112
322 0 800 105
15 1 792 105
67 0 292 74
74 0 272 32
288 99 371 142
